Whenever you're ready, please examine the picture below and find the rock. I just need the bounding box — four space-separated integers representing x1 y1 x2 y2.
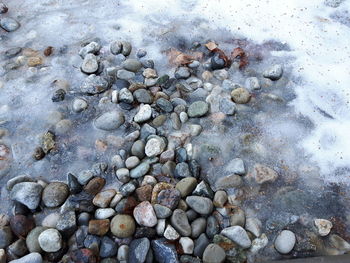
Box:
251 164 278 184
329 234 350 253
6 176 35 191
95 208 116 220
134 89 153 104
191 218 206 239
206 216 220 238
215 174 242 190
0 17 20 32
250 233 269 254
0 249 5 263
188 101 209 118
143 68 157 78
100 236 118 258
157 188 181 210
219 98 236 115
38 229 62 252
245 77 260 90
94 111 125 131
120 41 132 56
116 168 130 183
8 252 42 263
119 88 134 104
175 162 191 178
131 140 146 159
26 227 48 253
135 185 153 202
152 239 179 263
0 3 8 14
117 244 129 262
110 215 135 238
274 230 296 254
221 226 251 249
175 67 191 79
314 219 332 236
79 41 101 58
211 53 226 70
80 74 110 94
212 234 235 251
93 189 116 208
42 182 69 208
164 225 180 240
55 119 72 135
10 215 35 238
122 59 142 72
179 237 194 254
202 244 226 263
128 238 150 263
52 89 66 102
176 178 197 197
88 219 109 236
0 226 12 248
192 181 214 198
153 204 172 219
229 208 246 227
84 177 105 195
56 210 77 237
117 69 135 80
120 182 137 196
70 248 98 263
81 53 98 74
110 41 122 55
194 233 210 258
245 217 262 237
156 98 173 113
77 170 94 185
213 191 227 208
231 88 251 104
145 136 166 157
130 162 150 178
171 209 191 237
263 64 283 80
133 201 158 227
10 182 43 210
186 196 213 215
134 104 152 123
225 158 246 175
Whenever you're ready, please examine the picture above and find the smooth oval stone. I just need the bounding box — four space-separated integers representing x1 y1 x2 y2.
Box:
94 111 125 131
0 17 20 32
274 230 296 254
185 196 213 215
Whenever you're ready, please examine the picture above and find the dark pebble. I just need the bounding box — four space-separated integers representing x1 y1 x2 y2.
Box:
10 215 35 238
70 248 98 263
68 173 83 194
52 89 66 102
129 238 150 263
33 147 45 160
100 236 118 258
134 227 156 239
151 238 179 263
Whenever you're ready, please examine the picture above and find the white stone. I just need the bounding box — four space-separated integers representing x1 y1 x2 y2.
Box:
179 112 188 123
245 217 262 237
250 234 268 254
164 225 180 240
41 213 60 228
274 230 296 254
38 229 62 252
134 104 152 123
145 136 166 157
179 237 194 254
111 90 118 103
95 208 116 219
221 226 251 249
314 218 333 236
156 219 166 236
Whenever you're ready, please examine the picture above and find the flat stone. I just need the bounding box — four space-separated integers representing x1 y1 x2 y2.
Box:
154 204 172 219
42 182 69 208
10 182 43 210
156 98 173 113
202 244 226 263
251 164 278 184
117 69 135 80
171 209 191 237
94 111 125 131
110 215 135 238
133 201 158 227
186 196 213 215
134 89 153 104
187 101 209 118
274 230 296 254
221 226 251 249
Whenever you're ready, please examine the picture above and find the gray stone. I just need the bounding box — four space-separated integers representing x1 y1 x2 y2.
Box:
229 208 246 227
130 162 150 178
79 41 101 58
245 77 260 90
80 74 110 94
140 124 156 140
0 226 12 249
0 17 20 32
133 201 158 227
42 182 69 208
10 182 43 210
221 226 251 249
193 233 210 258
131 140 146 159
219 98 236 115
121 41 132 56
213 191 227 208
6 175 35 191
188 101 209 118
26 227 47 253
202 244 226 263
134 89 153 104
206 216 220 238
215 174 242 190
175 162 191 178
94 111 125 131
274 230 296 254
81 53 98 74
122 59 142 72
8 252 42 263
117 69 135 80
176 177 197 197
163 225 180 240
119 88 134 104
129 238 150 263
192 181 214 198
100 236 118 258
56 210 77 237
120 182 136 196
186 196 213 215
225 158 246 175
251 164 279 184
154 204 172 219
77 170 94 185
245 217 262 237
95 208 116 220
171 209 191 237
72 98 88 112
156 98 173 113
8 239 27 257
175 67 191 79
110 41 122 55
191 218 206 239
263 64 283 80
38 228 62 252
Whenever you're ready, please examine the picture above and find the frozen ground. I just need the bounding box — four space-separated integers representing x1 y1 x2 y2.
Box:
1 0 350 261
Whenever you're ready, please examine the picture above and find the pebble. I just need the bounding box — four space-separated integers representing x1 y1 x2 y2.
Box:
0 17 20 32
274 230 296 254
93 189 116 208
134 104 152 123
245 217 262 237
95 208 116 219
137 49 147 58
179 112 189 123
229 207 246 227
221 226 251 249
145 136 166 157
6 175 35 191
194 233 210 258
52 89 66 102
42 182 69 208
135 184 152 202
0 226 12 249
187 101 209 118
88 219 110 236
99 236 118 258
206 216 220 238
152 239 179 263
156 219 166 236
133 201 158 227
157 188 181 210
192 181 214 198
116 168 130 183
211 53 226 70
0 3 8 14
10 215 34 238
154 204 172 219
191 218 206 239
0 215 9 228
314 218 333 236
81 74 109 94
128 238 150 263
180 237 194 254
156 98 174 113
213 190 227 208
175 67 191 79
110 41 122 55
119 88 134 104
110 215 135 238
134 89 153 104
56 210 77 237
164 225 180 240
225 158 246 175
79 41 101 58
81 53 98 74
231 87 251 104
171 209 191 236
0 249 4 263
94 111 125 131
55 119 72 135
219 98 236 115
10 182 43 210
130 162 150 178
143 68 157 78
122 59 142 72
84 177 106 195
263 64 283 80
202 244 226 263
8 252 42 263
251 164 278 184
119 181 136 196
186 196 213 215
117 69 135 80
38 228 62 252
26 227 47 253
176 177 197 197
117 244 129 262
215 174 242 190
245 77 260 90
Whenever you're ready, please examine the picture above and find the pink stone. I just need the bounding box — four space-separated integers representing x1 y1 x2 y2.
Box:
133 201 157 227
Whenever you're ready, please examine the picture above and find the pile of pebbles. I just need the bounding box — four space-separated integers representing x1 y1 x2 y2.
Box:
0 34 348 263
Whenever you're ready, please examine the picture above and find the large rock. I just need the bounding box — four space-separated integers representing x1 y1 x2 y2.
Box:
10 182 43 210
94 111 125 131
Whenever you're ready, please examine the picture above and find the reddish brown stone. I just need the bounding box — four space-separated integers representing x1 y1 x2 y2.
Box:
88 219 109 236
84 177 106 195
135 185 153 202
70 248 98 263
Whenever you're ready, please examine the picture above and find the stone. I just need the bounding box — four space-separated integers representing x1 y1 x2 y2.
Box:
245 77 260 90
154 204 172 219
132 140 146 159
94 111 125 131
194 233 210 258
110 41 122 55
122 59 142 72
9 215 34 238
77 170 94 186
80 74 109 94
213 191 227 208
211 53 226 70
51 89 66 102
79 41 101 58
116 168 130 183
156 219 166 236
143 68 157 78
219 98 236 115
225 158 246 175
212 234 236 251
133 201 158 227
229 207 246 227
128 238 150 263
95 208 116 220
117 244 129 262
130 162 150 178
231 88 251 104
42 182 69 208
187 101 209 118
164 225 180 240
134 89 153 104
84 177 106 195
157 188 181 210
314 219 332 236
6 176 35 191
251 164 278 184
191 218 206 239
93 189 116 208
119 182 137 196
175 162 191 178
0 226 12 249
55 119 72 135
156 98 173 113
8 252 42 263
263 64 283 80
221 226 251 249
70 248 98 263
206 216 220 238
38 229 62 252
186 196 213 215
192 181 214 198
245 217 262 237
134 104 152 123
100 236 118 258
110 215 136 238
171 209 191 237
152 239 179 263
0 17 20 32
176 177 197 197
117 69 135 80
274 230 296 254
0 249 4 263
81 53 98 74
145 136 166 157
135 185 153 202
56 210 77 237
175 67 191 79
215 174 242 190
10 182 43 210
88 219 110 236
202 244 226 263
179 237 194 254
26 227 47 253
